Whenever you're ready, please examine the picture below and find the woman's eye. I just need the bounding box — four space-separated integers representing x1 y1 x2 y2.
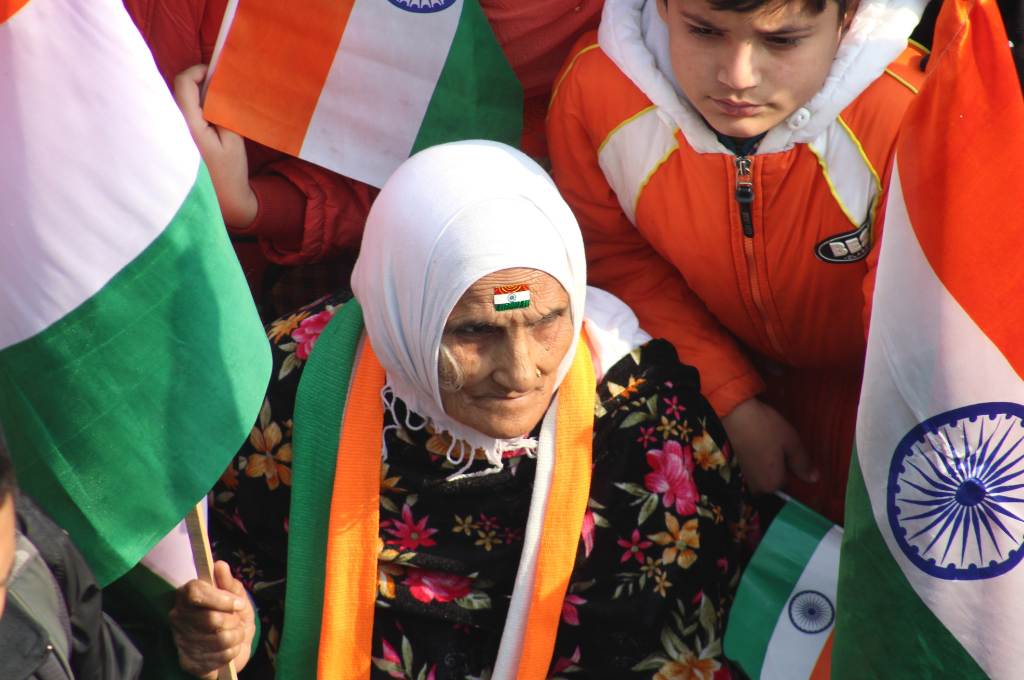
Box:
532 309 568 330
539 311 562 324
454 323 497 337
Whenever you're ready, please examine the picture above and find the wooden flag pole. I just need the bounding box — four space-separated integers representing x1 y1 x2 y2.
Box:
185 502 239 680
200 0 239 104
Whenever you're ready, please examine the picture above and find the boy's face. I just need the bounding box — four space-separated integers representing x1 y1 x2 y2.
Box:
658 0 849 139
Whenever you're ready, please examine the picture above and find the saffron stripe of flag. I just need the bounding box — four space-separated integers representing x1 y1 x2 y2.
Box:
725 499 840 679
833 0 1024 676
204 0 522 188
0 0 270 590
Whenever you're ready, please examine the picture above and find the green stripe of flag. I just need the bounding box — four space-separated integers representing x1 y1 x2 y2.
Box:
0 164 270 587
276 300 364 678
832 453 986 679
410 0 522 156
725 499 833 678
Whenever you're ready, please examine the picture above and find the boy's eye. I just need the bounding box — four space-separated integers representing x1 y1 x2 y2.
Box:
686 23 720 38
765 35 802 48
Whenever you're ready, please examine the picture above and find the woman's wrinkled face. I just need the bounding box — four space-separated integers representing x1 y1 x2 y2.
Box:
439 268 574 439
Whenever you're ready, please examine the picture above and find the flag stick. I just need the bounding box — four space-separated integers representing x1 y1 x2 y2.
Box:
200 0 240 104
185 502 239 680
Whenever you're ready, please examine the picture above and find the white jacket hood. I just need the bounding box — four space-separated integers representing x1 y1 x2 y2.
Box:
598 0 926 154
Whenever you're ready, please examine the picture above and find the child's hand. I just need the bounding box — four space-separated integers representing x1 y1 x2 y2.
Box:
173 64 258 230
169 560 255 679
722 398 819 494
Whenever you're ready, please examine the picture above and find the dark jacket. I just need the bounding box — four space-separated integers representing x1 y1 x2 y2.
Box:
0 495 143 680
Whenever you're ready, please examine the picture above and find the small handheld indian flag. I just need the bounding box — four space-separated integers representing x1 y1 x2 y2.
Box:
493 284 531 311
725 499 840 680
203 0 522 189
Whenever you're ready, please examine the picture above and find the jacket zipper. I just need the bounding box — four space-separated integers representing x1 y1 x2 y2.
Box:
734 156 755 237
734 155 785 356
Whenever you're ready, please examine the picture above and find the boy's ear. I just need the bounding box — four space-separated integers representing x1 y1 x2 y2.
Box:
841 0 860 32
657 0 670 23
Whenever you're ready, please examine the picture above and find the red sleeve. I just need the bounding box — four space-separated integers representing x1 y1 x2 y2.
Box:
199 0 227 63
244 151 377 266
547 41 764 416
124 0 207 87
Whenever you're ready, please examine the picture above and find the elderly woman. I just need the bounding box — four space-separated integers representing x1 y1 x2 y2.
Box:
170 142 755 679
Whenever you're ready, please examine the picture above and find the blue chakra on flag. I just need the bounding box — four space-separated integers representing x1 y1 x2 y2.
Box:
387 0 457 13
787 590 835 634
887 402 1024 581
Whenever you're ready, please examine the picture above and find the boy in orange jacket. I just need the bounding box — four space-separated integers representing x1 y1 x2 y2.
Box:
548 0 927 522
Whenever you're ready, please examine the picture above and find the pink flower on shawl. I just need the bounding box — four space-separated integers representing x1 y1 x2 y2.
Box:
637 425 657 448
376 640 404 679
581 509 596 558
644 440 698 516
663 395 686 419
617 529 653 564
384 505 438 551
561 593 586 625
292 308 336 360
477 513 500 531
404 569 473 604
553 646 582 674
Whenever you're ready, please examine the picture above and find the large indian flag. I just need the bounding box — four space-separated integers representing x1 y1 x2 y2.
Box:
0 0 270 592
833 0 1024 676
203 0 522 189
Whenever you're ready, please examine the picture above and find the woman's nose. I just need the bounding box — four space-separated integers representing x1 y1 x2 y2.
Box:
493 335 539 393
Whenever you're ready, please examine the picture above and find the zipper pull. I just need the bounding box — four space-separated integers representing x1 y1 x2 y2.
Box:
735 155 755 237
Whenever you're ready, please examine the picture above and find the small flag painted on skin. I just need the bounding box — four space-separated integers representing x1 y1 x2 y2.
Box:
494 284 531 311
725 499 840 680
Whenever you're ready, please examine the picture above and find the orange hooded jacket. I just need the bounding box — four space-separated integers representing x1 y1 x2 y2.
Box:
548 0 927 521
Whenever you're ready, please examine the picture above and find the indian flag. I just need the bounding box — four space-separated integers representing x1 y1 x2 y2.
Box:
203 0 522 189
0 0 270 596
832 0 1024 677
494 284 531 311
725 499 840 680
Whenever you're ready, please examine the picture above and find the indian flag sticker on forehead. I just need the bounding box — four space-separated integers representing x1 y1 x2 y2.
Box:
494 284 531 311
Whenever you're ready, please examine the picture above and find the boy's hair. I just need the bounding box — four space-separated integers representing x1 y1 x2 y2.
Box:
691 0 850 19
0 436 16 504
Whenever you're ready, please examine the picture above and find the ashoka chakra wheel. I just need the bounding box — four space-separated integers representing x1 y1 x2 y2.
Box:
887 402 1024 581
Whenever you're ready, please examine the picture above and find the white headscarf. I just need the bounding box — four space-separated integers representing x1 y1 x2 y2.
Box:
351 141 587 465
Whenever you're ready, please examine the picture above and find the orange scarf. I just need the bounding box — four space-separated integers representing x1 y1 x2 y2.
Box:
317 334 595 678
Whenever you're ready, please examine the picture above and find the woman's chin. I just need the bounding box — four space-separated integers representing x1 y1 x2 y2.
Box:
459 406 548 440
470 417 541 441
